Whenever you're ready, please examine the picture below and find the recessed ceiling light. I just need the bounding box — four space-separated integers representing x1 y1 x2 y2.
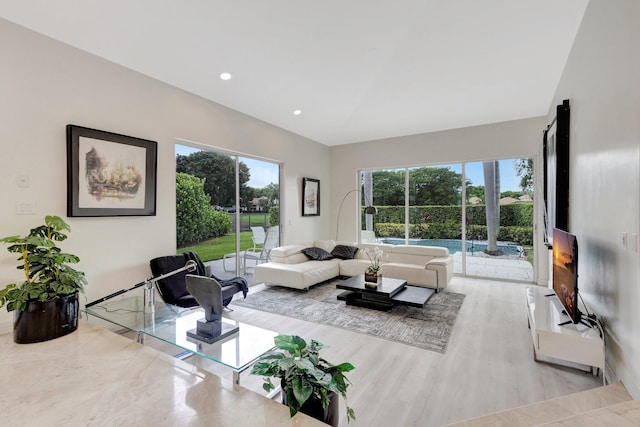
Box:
293 109 302 116
220 72 232 81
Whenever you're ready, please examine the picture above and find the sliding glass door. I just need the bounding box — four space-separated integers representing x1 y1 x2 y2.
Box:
464 159 534 281
175 144 279 279
358 158 535 282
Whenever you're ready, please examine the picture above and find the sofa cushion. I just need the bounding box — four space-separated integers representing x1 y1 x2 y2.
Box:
354 243 393 260
269 244 309 264
331 244 359 260
254 259 340 290
338 259 371 276
314 239 337 253
301 247 334 261
391 245 449 257
382 262 438 288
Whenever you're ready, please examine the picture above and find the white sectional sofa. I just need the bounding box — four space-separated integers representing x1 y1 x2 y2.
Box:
254 240 454 292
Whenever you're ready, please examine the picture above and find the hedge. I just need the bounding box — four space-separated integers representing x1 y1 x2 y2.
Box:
369 202 534 245
176 173 231 247
367 203 533 227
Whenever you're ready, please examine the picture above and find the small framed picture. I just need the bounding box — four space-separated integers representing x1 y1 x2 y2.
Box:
302 177 320 216
66 125 157 217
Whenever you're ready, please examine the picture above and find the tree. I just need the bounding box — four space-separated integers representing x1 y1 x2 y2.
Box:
409 167 462 206
515 158 533 193
369 167 463 207
371 170 404 205
482 161 502 255
176 151 250 207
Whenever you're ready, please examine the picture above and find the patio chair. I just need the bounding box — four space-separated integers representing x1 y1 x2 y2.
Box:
243 225 279 273
223 226 266 272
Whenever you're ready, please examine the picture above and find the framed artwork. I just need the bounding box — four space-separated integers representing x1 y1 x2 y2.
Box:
543 99 570 247
302 177 320 216
66 125 157 217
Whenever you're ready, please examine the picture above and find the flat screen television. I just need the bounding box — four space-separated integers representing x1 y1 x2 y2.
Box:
552 228 580 324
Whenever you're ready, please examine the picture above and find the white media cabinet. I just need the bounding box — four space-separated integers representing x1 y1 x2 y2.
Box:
526 286 604 379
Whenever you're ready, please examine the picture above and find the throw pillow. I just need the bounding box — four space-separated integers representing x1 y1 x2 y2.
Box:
331 244 359 260
301 247 334 261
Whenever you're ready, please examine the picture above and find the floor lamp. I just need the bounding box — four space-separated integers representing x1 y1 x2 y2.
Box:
335 189 377 240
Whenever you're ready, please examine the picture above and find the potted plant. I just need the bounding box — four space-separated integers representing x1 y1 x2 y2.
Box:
0 215 87 343
251 334 355 425
363 246 386 286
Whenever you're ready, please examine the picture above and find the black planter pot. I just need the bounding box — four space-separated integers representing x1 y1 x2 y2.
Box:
13 291 79 344
282 383 339 426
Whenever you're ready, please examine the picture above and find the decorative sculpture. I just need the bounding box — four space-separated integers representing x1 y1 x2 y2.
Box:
185 275 239 344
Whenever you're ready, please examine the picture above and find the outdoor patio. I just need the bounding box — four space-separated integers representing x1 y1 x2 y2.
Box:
453 251 534 282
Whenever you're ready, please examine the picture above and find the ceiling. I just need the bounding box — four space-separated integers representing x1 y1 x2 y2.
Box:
0 0 588 146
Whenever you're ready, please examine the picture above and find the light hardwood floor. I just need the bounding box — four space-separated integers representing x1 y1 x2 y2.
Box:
150 277 603 427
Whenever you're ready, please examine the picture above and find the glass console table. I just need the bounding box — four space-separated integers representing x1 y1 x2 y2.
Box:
84 296 277 385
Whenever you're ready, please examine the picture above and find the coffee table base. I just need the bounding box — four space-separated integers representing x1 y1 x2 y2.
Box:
338 290 395 311
337 285 436 311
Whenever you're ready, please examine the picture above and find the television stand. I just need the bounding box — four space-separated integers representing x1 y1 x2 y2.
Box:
526 286 604 384
543 293 593 328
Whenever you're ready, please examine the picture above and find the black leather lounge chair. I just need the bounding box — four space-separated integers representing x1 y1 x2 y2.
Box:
149 251 248 308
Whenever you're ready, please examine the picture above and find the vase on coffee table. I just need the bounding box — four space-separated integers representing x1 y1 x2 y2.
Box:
364 271 382 288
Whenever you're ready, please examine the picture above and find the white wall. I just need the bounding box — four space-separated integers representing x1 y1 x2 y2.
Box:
329 116 547 277
548 0 640 397
0 18 330 328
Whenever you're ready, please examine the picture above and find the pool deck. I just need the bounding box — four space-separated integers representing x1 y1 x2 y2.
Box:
453 251 534 282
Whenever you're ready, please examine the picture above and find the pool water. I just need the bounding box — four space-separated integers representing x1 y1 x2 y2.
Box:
379 238 522 256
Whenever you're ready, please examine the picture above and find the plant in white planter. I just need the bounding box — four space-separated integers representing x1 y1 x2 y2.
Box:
251 334 355 425
0 215 87 343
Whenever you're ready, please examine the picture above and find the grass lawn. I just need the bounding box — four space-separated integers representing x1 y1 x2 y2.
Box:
227 212 271 227
178 232 254 262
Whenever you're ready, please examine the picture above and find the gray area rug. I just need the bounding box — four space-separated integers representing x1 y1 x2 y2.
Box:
232 278 465 353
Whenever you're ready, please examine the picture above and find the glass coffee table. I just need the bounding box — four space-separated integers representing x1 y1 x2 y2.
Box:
336 275 435 311
84 296 277 385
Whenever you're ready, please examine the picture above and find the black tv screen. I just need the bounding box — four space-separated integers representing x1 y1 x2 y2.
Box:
552 228 579 323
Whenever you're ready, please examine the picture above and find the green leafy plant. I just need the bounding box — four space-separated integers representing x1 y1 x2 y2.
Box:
0 215 87 312
251 334 356 422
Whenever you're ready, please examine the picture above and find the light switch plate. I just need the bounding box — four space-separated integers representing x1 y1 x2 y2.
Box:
16 201 36 215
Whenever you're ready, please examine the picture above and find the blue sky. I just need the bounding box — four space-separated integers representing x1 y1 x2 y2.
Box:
176 144 524 192
452 160 522 192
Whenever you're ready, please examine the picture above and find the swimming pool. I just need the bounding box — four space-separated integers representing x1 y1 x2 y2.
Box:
378 238 523 256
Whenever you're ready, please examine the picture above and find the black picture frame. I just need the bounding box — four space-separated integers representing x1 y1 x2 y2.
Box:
543 99 570 247
302 177 320 216
67 125 157 217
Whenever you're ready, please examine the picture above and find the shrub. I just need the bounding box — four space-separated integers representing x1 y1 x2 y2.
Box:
176 173 231 247
362 202 535 246
374 223 412 238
